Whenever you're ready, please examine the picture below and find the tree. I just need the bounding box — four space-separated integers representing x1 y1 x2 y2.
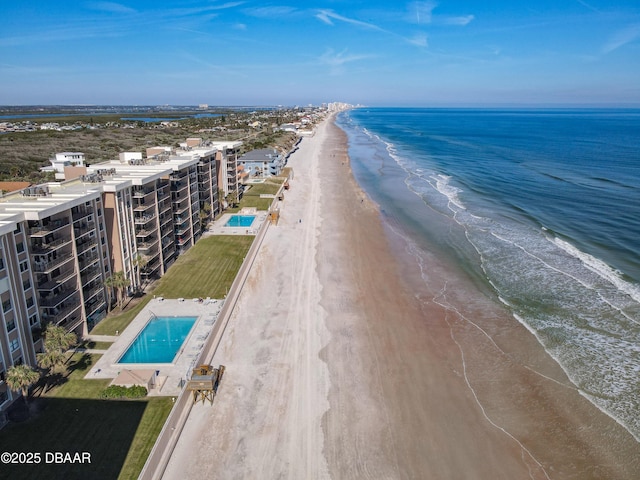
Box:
217 189 226 213
37 324 77 372
132 254 148 291
6 364 40 405
42 324 77 353
199 202 212 231
37 349 66 372
111 271 131 310
104 275 116 313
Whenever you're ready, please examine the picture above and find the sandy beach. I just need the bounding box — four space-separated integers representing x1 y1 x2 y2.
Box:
162 114 640 479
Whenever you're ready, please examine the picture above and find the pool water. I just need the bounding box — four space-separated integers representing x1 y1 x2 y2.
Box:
118 316 197 364
225 215 256 227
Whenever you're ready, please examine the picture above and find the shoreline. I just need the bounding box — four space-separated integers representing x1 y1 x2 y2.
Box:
162 113 640 479
333 113 640 478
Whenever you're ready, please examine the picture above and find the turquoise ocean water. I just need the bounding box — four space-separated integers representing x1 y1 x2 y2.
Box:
336 108 640 441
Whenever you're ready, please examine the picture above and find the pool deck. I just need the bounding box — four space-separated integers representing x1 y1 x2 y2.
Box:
86 297 224 396
206 207 268 236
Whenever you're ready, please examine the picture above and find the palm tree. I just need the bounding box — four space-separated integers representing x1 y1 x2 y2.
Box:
103 275 116 313
6 364 40 405
37 324 76 372
37 349 66 373
112 271 131 311
199 202 212 231
43 324 77 354
132 254 148 291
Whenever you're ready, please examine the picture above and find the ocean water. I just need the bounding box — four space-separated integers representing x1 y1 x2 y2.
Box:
336 108 640 441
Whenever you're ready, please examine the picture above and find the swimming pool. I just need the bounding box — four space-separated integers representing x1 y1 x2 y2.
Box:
225 215 256 227
118 316 197 364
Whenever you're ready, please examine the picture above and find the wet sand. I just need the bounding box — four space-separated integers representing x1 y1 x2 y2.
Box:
162 113 640 479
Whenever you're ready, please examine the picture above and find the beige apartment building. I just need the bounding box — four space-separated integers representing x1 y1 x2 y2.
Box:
0 180 110 414
0 139 227 416
207 141 244 207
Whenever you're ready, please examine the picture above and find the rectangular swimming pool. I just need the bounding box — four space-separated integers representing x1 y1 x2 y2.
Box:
118 316 197 364
225 215 256 227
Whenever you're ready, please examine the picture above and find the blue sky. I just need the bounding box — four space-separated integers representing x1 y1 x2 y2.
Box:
1 1 639 106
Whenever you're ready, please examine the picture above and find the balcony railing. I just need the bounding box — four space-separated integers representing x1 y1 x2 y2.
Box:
54 307 83 331
76 238 98 255
78 253 99 271
80 266 102 285
134 214 156 225
33 253 74 273
39 289 77 308
133 189 154 199
72 208 92 221
135 229 154 238
173 204 190 215
37 267 77 291
83 284 104 300
28 218 70 237
134 203 154 212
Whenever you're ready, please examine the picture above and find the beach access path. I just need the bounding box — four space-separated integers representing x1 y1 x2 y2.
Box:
162 114 640 479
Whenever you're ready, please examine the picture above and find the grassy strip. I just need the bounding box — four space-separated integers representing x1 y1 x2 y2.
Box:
79 340 114 351
90 297 151 336
0 353 173 480
226 197 273 212
243 181 282 196
92 235 253 335
153 235 254 299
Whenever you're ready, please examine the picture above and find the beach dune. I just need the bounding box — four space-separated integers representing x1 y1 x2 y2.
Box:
162 114 640 479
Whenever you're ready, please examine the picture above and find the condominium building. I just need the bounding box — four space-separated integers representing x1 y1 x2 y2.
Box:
208 141 244 207
1 180 110 415
0 138 226 416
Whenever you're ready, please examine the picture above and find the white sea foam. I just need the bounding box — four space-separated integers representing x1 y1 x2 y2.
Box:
342 111 640 442
431 174 466 210
552 236 640 305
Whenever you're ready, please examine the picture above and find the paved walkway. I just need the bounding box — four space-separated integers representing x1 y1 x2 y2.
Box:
84 334 118 342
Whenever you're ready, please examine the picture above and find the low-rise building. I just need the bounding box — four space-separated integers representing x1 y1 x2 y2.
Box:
238 148 285 178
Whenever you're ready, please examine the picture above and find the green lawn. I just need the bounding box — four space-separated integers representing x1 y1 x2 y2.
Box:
226 179 283 212
90 298 152 336
79 339 114 351
243 181 282 196
227 196 273 212
0 353 173 480
152 235 254 299
92 235 253 336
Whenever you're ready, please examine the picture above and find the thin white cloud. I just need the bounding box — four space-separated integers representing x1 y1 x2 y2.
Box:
165 3 244 18
243 6 298 18
86 2 137 14
406 1 437 25
319 48 376 75
602 23 640 54
315 9 385 31
441 15 475 26
575 0 601 13
407 33 428 47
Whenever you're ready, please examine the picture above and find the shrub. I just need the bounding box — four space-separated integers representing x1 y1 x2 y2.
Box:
100 384 148 399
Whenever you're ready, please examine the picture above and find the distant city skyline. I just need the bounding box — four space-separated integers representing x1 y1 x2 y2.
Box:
1 1 639 106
